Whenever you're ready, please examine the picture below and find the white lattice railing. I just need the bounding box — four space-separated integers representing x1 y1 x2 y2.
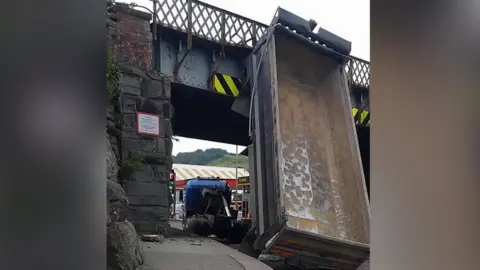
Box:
346 57 370 89
156 0 267 47
152 0 370 89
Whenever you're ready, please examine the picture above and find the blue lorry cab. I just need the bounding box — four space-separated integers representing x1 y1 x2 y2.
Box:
183 178 232 216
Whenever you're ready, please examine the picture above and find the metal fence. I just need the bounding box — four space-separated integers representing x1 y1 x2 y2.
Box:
156 0 267 47
154 0 370 89
346 57 370 89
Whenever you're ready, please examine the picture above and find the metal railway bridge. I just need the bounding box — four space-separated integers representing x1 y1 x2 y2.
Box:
149 0 370 147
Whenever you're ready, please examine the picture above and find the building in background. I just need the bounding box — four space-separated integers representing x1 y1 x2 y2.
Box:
172 164 249 206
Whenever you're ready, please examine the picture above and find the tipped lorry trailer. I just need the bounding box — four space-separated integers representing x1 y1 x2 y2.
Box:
229 8 370 270
172 3 371 269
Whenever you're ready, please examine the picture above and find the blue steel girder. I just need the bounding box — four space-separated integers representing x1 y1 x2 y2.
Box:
154 27 249 91
152 0 370 91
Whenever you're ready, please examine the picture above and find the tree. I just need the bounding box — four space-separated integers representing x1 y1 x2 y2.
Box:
174 148 230 165
173 148 248 169
208 155 249 170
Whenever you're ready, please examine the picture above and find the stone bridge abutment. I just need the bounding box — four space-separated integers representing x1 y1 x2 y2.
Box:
107 4 173 234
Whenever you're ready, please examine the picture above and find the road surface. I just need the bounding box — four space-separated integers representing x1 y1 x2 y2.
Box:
141 221 272 270
166 220 370 270
167 220 301 270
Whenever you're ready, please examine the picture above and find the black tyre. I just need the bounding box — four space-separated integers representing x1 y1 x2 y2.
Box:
214 229 228 239
185 218 197 234
186 217 210 237
228 222 248 244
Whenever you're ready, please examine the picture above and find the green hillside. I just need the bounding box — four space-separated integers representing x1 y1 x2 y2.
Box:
173 148 248 169
174 148 229 165
208 155 249 170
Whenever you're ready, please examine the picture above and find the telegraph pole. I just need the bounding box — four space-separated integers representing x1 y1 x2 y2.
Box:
169 170 176 219
235 145 238 194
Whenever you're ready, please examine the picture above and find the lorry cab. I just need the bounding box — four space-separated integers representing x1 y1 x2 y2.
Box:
182 177 248 241
183 177 232 218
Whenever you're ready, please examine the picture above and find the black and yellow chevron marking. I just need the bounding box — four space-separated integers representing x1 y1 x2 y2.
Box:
352 108 370 127
213 73 242 97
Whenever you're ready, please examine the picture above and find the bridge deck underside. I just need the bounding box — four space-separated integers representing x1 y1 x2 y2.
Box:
171 83 250 146
171 82 369 193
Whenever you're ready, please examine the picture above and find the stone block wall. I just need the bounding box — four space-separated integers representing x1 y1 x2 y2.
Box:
118 67 173 234
108 5 174 234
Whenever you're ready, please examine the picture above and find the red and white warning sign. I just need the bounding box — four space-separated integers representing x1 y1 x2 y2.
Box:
136 112 160 136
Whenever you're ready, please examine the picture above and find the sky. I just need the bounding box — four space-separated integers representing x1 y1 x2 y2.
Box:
133 0 370 155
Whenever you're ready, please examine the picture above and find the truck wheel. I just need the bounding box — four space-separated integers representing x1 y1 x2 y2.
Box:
197 218 211 237
237 225 261 259
229 222 247 244
214 231 228 239
185 218 197 234
186 218 210 237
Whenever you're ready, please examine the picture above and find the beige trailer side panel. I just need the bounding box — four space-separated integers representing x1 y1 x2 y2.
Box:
272 34 370 244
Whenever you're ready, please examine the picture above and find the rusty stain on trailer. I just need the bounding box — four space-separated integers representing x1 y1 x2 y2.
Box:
271 248 293 257
271 34 369 244
277 240 304 249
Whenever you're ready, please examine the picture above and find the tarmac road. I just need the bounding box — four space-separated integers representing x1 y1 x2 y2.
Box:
167 220 303 270
167 220 370 270
142 221 272 270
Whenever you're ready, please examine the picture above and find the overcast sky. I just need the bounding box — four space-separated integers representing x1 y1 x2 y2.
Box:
134 0 369 155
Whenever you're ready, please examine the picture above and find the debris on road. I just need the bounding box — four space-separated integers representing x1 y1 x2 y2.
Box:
140 234 165 243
